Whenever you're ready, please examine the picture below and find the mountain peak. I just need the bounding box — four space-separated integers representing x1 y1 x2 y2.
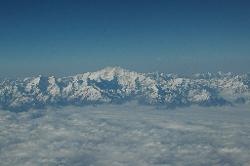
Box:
0 67 249 111
97 66 130 75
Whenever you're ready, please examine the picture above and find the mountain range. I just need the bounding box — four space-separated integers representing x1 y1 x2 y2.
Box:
0 67 249 111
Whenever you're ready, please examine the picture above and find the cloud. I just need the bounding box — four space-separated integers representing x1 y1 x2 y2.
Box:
0 104 250 166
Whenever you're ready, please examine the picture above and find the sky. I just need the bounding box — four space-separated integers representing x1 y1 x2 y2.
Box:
0 0 250 77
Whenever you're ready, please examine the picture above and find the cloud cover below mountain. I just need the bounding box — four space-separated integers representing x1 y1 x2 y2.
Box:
1 104 250 166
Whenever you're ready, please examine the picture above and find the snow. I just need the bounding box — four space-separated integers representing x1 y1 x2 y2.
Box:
0 67 249 111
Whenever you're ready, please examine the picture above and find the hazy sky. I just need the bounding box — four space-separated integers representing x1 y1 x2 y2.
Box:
1 0 250 77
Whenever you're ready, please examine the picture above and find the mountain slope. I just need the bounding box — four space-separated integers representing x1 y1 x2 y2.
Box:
0 67 249 111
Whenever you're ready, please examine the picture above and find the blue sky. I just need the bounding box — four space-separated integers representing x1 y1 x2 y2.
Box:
0 0 250 77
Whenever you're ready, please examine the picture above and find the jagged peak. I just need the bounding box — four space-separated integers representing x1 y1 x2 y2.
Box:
95 66 131 75
0 67 249 111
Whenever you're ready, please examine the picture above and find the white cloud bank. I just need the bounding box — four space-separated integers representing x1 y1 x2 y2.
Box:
1 103 250 166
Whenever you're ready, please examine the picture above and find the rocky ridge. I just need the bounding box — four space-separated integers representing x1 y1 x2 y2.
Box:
0 67 249 111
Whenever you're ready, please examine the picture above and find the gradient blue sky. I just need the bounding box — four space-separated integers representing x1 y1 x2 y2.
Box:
0 0 250 77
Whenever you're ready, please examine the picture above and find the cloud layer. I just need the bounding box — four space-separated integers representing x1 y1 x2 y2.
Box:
1 104 250 166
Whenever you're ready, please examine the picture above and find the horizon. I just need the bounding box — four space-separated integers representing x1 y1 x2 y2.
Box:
1 65 250 80
1 0 250 77
1 1 250 165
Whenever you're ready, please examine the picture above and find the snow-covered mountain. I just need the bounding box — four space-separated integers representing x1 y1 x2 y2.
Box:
0 67 249 111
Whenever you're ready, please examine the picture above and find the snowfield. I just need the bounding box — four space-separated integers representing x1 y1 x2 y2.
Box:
1 67 250 111
1 103 250 166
